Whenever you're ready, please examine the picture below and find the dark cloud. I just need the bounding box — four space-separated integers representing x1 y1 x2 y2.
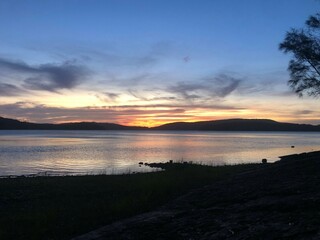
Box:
295 110 314 115
104 92 119 100
0 58 90 92
167 73 243 100
210 74 242 97
0 83 24 96
95 92 120 103
168 82 203 99
127 89 148 101
149 96 177 101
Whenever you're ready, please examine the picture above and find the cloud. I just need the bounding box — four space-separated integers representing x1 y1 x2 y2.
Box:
0 102 244 124
0 58 90 92
149 96 177 101
104 92 120 100
95 92 120 103
127 89 148 101
49 41 176 69
108 103 243 110
0 83 24 96
235 70 291 96
168 82 202 100
167 73 243 100
209 74 242 97
295 110 314 115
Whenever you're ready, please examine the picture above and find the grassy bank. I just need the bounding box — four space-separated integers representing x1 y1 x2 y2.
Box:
0 162 262 240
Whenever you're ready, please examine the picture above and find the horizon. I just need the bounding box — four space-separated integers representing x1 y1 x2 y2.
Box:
1 1 320 127
2 115 319 128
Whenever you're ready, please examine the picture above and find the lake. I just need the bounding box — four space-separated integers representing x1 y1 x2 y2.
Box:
0 130 319 176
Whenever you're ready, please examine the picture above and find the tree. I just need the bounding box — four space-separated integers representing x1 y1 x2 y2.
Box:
279 13 320 97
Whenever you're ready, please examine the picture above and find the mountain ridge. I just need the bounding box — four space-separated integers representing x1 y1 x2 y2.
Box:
0 117 145 130
0 116 319 131
152 118 320 131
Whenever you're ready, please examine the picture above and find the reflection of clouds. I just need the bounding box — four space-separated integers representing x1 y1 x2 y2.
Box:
1 131 320 176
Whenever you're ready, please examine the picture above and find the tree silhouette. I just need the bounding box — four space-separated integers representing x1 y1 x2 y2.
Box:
279 13 320 97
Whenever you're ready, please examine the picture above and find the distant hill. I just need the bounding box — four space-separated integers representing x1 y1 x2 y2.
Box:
0 117 145 130
0 117 320 131
153 119 320 131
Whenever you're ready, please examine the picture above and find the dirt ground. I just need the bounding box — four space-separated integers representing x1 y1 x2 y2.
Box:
73 151 320 240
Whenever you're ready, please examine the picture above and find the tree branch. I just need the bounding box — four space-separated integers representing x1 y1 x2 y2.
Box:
304 56 320 77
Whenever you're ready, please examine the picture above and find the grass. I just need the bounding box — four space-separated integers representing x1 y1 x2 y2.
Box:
0 162 262 240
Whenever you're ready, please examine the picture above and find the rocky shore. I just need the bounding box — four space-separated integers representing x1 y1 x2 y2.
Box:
73 151 320 240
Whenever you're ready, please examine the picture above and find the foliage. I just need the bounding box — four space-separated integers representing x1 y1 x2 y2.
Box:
279 13 320 97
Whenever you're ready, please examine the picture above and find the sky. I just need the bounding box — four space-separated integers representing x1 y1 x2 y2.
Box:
0 0 319 127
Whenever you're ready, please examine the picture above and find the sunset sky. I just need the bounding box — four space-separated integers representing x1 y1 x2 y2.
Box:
0 0 319 127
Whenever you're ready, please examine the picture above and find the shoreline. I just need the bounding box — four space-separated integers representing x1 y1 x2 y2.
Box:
73 151 320 240
1 151 319 239
0 160 262 240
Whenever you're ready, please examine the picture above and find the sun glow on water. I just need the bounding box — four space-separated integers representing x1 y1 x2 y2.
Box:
0 131 319 176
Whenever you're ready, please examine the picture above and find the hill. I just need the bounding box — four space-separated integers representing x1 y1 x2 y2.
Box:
0 117 319 131
0 117 145 130
153 119 320 131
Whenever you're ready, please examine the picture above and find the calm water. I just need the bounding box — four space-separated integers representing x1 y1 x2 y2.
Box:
0 130 319 176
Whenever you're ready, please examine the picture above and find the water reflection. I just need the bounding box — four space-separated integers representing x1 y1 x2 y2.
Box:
0 130 319 176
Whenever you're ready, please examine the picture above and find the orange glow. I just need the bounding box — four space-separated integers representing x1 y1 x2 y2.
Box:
48 103 320 127
2 87 320 126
